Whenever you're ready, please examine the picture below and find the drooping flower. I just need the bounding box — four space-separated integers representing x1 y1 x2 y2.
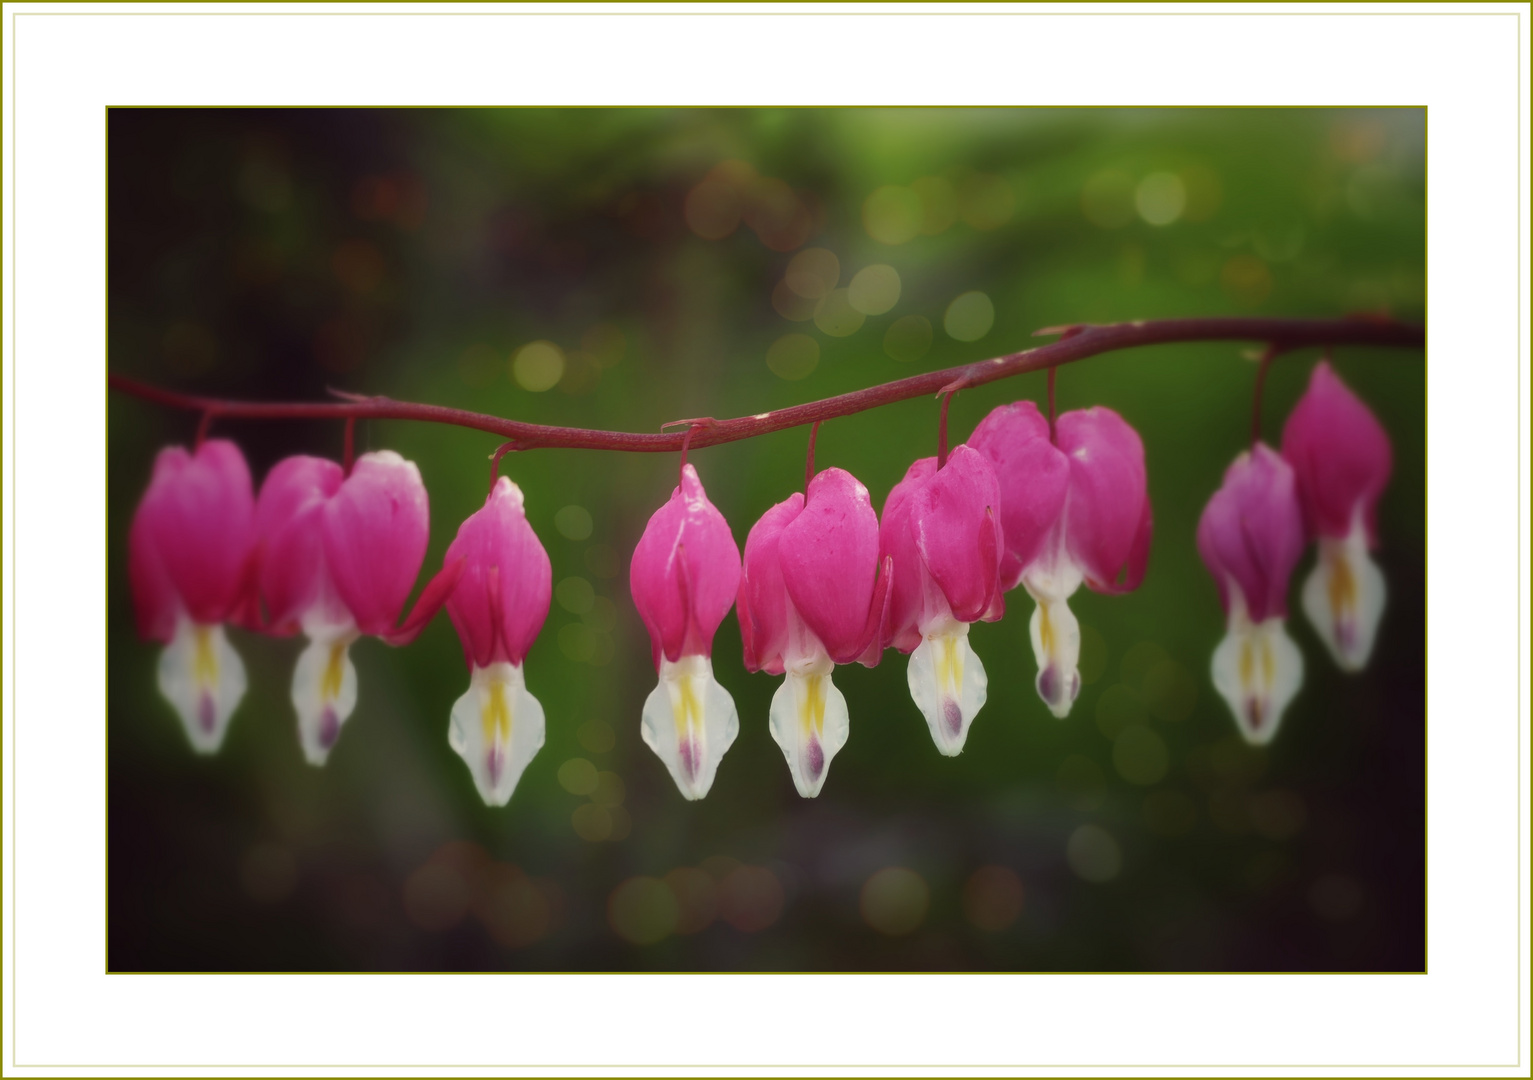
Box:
630 463 742 800
1281 361 1393 671
128 439 257 753
969 401 1152 719
879 445 1004 756
442 476 552 806
737 467 890 797
255 450 458 765
1197 444 1307 745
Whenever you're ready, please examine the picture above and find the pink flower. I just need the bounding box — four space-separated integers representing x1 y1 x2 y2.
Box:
629 463 743 799
737 467 890 796
255 450 459 765
878 445 1004 755
1281 361 1393 671
441 477 552 806
1197 444 1307 744
969 401 1152 718
128 439 256 753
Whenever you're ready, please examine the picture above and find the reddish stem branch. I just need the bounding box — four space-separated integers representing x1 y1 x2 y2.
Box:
804 419 822 492
1250 343 1281 448
109 316 1424 454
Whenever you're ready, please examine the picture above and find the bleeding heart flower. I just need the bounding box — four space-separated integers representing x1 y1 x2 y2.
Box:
969 401 1152 719
630 463 742 800
1197 443 1307 745
738 467 890 797
128 439 256 754
255 450 460 765
441 476 552 806
1281 361 1393 672
879 445 1004 756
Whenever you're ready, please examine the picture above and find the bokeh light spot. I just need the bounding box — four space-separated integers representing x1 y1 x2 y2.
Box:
1180 165 1224 222
766 333 820 380
1142 659 1198 722
959 172 1014 230
591 771 626 808
684 179 742 240
403 861 472 932
608 876 678 944
814 288 866 338
557 757 598 796
555 576 595 615
863 185 923 245
785 247 840 300
848 264 901 315
912 175 958 234
962 866 1024 931
944 291 994 342
860 866 929 936
332 238 386 295
578 719 615 754
665 867 718 935
583 595 618 633
1113 724 1170 786
1248 788 1307 840
1134 172 1186 226
1081 169 1136 228
1308 874 1364 922
554 504 593 541
558 623 595 663
745 176 811 252
1121 640 1171 686
1066 825 1122 883
572 804 612 841
476 863 551 947
772 278 818 322
884 314 932 363
1221 254 1273 307
718 866 784 932
513 341 565 392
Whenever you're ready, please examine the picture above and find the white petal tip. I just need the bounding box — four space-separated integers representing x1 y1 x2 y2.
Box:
1028 595 1082 720
1212 614 1303 746
641 655 739 801
1302 533 1387 674
292 635 359 767
449 662 545 807
769 668 849 798
157 622 246 755
907 628 987 756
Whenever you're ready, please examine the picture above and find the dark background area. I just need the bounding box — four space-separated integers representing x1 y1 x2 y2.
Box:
107 108 1425 971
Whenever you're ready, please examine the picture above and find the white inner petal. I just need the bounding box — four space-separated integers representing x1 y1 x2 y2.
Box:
1211 597 1304 746
449 661 545 807
292 629 359 766
768 648 848 799
906 620 988 756
641 654 739 800
1025 587 1082 719
1301 520 1387 673
157 618 247 755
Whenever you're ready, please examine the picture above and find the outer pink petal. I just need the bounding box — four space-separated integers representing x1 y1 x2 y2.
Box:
780 467 882 664
128 505 178 642
1056 406 1152 594
910 445 1004 625
629 464 742 668
1280 360 1393 545
878 456 937 653
1197 444 1306 621
141 440 256 624
322 450 430 636
738 493 802 676
444 477 552 668
968 401 1070 589
255 455 344 632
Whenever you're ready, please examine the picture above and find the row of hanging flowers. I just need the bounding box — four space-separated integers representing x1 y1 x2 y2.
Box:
126 358 1391 806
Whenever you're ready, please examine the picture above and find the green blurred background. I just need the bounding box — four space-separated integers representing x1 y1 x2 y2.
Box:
107 108 1425 971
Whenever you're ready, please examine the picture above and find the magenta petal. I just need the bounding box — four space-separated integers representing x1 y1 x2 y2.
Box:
322 451 430 636
1197 444 1306 620
137 440 257 626
910 446 1004 625
738 493 802 676
255 455 345 632
968 401 1070 589
630 464 742 668
1055 406 1152 594
443 477 552 666
852 554 894 668
878 456 937 653
780 468 882 664
128 506 178 642
1280 361 1393 544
